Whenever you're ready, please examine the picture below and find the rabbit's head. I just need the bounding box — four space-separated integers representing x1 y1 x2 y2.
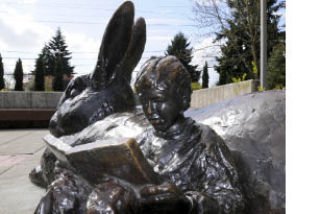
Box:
49 1 146 137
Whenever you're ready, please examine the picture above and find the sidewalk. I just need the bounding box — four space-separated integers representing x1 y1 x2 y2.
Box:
0 129 48 214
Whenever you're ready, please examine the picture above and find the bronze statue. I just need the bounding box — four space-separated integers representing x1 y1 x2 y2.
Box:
30 0 146 188
50 1 145 137
135 56 245 213
31 1 285 213
34 56 245 214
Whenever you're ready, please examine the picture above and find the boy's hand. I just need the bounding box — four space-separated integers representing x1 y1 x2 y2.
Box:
86 178 137 214
138 184 192 213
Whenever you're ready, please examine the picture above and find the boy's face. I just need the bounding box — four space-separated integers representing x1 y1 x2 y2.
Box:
140 85 182 132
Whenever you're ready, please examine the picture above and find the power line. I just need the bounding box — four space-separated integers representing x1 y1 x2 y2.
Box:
2 57 36 60
1 56 151 61
0 2 191 14
0 45 221 56
1 19 197 27
0 50 98 54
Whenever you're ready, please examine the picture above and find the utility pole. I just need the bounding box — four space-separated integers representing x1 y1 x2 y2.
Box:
260 0 267 89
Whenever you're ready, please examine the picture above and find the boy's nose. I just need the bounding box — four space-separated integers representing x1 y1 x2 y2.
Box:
147 100 158 116
147 101 153 115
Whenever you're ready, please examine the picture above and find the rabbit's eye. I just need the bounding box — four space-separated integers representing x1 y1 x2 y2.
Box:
70 88 81 97
65 87 72 96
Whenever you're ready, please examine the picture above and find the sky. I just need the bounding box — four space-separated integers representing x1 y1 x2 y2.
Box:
0 0 285 88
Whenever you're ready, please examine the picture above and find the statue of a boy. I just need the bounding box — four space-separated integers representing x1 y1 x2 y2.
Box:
35 56 245 214
134 56 245 213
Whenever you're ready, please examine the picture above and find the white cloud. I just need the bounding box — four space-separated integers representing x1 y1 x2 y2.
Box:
0 4 54 87
147 36 172 42
145 18 190 26
24 0 37 3
0 5 53 44
15 0 38 4
191 37 220 86
193 0 225 6
0 0 220 89
0 3 102 79
63 31 100 75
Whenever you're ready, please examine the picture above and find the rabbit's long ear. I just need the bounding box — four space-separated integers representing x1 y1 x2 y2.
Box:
116 17 146 83
91 1 134 88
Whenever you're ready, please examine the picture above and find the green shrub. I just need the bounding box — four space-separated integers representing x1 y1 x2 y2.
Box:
191 82 202 91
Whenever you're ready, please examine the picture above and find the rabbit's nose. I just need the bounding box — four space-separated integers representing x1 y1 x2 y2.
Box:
49 113 60 135
49 118 57 132
49 119 64 137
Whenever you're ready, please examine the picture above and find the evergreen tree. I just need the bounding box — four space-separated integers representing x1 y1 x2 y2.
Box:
47 28 74 77
0 54 5 90
165 32 200 82
215 24 253 85
202 61 209 88
33 55 45 91
32 45 52 91
14 58 24 91
53 57 64 91
41 44 53 76
195 0 284 85
267 43 285 89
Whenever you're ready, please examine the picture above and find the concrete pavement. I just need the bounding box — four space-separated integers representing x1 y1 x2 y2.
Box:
0 129 48 214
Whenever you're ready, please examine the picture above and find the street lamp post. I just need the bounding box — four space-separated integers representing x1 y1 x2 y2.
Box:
260 0 267 89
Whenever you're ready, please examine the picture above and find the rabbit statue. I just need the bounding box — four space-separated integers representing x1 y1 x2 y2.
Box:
50 1 145 137
29 1 146 187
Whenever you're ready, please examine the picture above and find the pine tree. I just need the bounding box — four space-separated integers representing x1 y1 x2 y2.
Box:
0 54 5 90
202 61 209 88
267 43 285 89
165 32 200 82
195 0 284 85
47 28 74 77
53 57 64 91
33 55 45 91
32 45 52 91
14 58 24 91
41 44 53 76
215 25 253 85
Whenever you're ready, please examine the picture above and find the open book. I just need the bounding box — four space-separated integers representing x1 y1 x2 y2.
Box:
43 134 160 185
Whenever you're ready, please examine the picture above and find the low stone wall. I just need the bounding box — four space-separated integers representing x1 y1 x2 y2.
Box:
190 80 258 109
0 91 62 109
0 80 258 110
0 92 63 127
0 79 258 121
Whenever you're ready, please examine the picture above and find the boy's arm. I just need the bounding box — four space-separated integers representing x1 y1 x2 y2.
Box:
184 187 244 214
184 128 245 214
138 144 245 214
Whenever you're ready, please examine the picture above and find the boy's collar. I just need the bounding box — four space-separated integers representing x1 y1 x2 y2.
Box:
154 116 201 142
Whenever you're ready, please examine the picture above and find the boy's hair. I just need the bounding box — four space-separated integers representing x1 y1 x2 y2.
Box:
135 56 192 111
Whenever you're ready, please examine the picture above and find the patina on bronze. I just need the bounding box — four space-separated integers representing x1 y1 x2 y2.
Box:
49 1 146 137
31 1 285 213
30 0 146 188
34 56 245 214
135 56 245 213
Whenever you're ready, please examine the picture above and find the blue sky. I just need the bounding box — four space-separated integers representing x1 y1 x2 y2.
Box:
0 0 285 88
